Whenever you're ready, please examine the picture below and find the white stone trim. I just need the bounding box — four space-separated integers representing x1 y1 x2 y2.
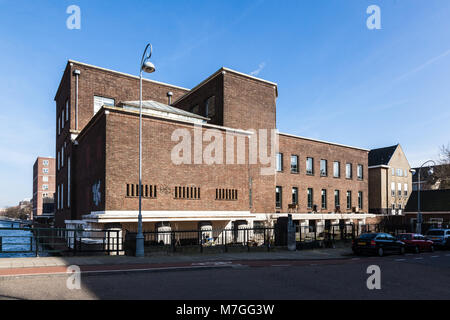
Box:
279 132 369 152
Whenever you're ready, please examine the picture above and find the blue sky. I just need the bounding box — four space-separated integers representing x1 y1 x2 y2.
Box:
0 0 449 207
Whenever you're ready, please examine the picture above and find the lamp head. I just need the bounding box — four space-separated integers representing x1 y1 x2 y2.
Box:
142 61 155 73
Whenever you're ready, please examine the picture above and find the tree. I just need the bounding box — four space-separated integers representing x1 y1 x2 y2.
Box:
428 144 450 189
3 202 31 220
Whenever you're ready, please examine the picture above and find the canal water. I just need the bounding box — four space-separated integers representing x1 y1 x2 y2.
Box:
0 220 36 258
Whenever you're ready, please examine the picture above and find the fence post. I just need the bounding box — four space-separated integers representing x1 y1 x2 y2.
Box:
0 236 2 253
224 229 228 253
35 229 39 257
30 236 33 253
116 230 120 256
198 230 203 253
172 231 176 253
247 229 250 252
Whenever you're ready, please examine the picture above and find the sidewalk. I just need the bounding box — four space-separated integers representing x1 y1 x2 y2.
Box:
0 247 353 271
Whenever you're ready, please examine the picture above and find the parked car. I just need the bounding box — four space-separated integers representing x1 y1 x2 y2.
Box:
397 233 434 253
352 233 405 257
425 229 450 248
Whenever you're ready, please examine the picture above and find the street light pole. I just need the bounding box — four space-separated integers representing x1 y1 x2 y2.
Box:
136 43 156 257
415 160 436 234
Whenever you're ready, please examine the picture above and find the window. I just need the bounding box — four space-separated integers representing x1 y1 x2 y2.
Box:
174 186 200 200
391 182 395 197
276 153 283 172
58 116 60 135
65 99 69 121
292 187 298 205
333 161 340 178
94 96 115 115
398 183 402 197
61 146 64 168
42 184 49 191
57 185 60 210
320 160 327 177
346 191 352 210
68 157 71 208
290 155 298 173
404 183 408 196
216 188 238 201
358 191 363 209
57 152 60 171
346 163 352 179
205 96 216 121
357 164 363 180
62 110 64 129
43 168 49 174
307 188 313 209
334 190 340 208
43 176 48 182
397 168 403 177
126 184 157 198
43 160 49 166
392 168 395 176
404 170 407 177
321 189 327 209
276 186 282 208
42 193 48 198
306 157 314 175
61 184 63 209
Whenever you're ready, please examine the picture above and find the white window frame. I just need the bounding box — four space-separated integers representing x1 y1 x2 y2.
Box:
42 184 49 191
42 176 48 182
43 168 49 174
333 161 340 178
43 160 49 166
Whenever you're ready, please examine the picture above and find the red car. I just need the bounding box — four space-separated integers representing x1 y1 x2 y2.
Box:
397 233 434 253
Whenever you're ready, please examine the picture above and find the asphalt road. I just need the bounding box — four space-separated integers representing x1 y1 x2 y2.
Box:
0 251 449 300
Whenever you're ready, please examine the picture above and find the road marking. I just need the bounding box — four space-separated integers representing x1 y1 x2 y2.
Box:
414 257 423 260
351 258 360 260
271 264 291 267
445 254 450 257
431 256 440 258
395 259 406 262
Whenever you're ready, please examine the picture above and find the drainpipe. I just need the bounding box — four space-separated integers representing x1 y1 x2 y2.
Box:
73 69 81 131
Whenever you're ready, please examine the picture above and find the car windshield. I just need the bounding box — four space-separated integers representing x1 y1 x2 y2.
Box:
398 234 412 240
359 233 377 239
427 230 444 236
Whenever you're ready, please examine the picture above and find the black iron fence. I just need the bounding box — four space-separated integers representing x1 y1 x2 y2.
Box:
0 226 122 256
124 227 275 255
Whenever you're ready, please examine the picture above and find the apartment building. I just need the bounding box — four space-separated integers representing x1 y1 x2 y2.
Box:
32 157 56 221
53 60 374 232
368 144 413 215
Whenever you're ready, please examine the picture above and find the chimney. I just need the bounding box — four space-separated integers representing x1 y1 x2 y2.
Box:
167 91 173 105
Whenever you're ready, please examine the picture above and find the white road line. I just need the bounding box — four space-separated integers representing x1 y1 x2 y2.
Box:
414 257 423 260
395 259 406 262
271 264 291 267
431 256 440 258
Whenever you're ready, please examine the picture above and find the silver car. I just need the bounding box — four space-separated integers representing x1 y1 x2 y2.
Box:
426 229 450 248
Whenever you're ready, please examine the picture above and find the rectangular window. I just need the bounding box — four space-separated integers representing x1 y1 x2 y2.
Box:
397 168 402 177
42 176 48 182
346 163 352 179
275 186 282 208
391 182 395 197
126 184 157 198
58 116 60 135
292 187 298 205
392 168 395 176
205 96 216 121
306 157 314 175
357 164 363 180
174 186 200 200
404 170 407 177
65 99 69 121
321 189 327 209
307 188 313 209
333 161 340 178
290 155 298 173
61 146 64 168
61 184 64 210
57 152 60 171
276 153 283 172
42 184 49 190
346 191 352 210
404 183 408 196
43 168 49 174
62 110 64 129
334 190 340 209
94 96 115 115
57 185 60 210
215 188 238 201
320 160 327 177
398 183 402 197
358 191 363 209
43 160 49 166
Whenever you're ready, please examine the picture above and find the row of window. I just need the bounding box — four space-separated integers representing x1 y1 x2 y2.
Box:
174 186 201 200
56 157 71 210
57 142 67 171
215 189 238 201
277 154 364 180
57 99 70 136
276 186 363 211
391 182 409 197
392 168 408 177
126 184 157 198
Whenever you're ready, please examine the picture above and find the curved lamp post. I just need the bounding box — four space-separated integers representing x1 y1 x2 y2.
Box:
414 160 436 234
136 44 156 257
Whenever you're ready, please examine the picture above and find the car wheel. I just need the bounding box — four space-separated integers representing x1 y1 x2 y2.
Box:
400 247 405 255
377 247 384 257
414 246 420 254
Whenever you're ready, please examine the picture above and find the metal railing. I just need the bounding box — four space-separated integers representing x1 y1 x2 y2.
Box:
0 226 123 257
124 227 275 255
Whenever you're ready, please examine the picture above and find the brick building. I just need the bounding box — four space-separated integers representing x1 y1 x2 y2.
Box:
368 144 413 215
32 157 56 221
53 60 374 233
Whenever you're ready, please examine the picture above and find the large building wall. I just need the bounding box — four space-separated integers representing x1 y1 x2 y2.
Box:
276 134 369 213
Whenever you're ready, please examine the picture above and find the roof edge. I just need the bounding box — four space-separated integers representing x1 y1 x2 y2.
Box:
279 132 369 152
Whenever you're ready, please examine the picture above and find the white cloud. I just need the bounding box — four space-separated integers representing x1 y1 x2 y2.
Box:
250 62 266 76
395 49 450 82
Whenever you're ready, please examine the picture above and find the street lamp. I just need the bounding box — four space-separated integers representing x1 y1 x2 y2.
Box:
414 160 436 234
136 43 156 257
